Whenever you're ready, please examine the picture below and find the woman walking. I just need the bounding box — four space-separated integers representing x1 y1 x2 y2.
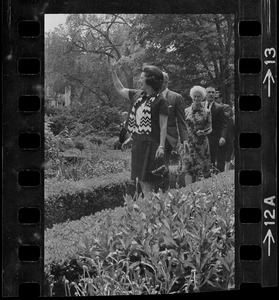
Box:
182 86 212 185
111 61 169 194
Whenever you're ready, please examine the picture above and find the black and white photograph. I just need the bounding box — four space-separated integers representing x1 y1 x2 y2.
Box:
44 13 235 296
2 0 277 297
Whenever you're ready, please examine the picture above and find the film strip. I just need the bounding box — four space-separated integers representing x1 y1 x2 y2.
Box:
2 0 277 297
3 1 44 296
237 0 277 290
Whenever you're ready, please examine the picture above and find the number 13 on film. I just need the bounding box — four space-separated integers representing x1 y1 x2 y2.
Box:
263 47 276 98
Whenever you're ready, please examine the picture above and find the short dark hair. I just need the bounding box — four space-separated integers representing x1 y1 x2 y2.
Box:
143 65 164 92
206 86 216 91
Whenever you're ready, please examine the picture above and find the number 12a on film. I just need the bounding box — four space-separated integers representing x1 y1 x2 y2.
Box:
263 195 276 257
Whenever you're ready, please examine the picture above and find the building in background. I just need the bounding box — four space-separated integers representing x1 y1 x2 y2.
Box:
45 85 72 108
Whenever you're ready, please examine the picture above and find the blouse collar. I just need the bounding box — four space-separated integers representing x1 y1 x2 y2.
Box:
143 91 160 100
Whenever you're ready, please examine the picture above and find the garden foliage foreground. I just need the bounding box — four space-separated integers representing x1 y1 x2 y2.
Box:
45 171 234 296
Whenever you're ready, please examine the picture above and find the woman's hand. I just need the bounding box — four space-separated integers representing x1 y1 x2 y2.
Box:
121 137 133 151
110 59 130 100
108 56 117 71
196 130 204 136
219 137 226 146
155 146 165 159
197 128 212 136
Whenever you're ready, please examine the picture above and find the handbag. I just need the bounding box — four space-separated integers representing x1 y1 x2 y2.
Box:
151 157 170 192
151 156 169 178
151 164 169 177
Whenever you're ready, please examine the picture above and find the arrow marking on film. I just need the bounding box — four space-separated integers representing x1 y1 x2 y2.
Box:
263 229 275 257
263 69 275 97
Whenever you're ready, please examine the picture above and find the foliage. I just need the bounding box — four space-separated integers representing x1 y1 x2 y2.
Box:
45 13 235 113
45 115 73 163
45 106 75 135
44 171 135 229
45 103 125 180
44 14 236 295
45 14 138 109
45 139 131 180
45 171 234 295
44 158 188 230
79 105 122 136
134 14 235 104
46 154 129 181
46 102 122 137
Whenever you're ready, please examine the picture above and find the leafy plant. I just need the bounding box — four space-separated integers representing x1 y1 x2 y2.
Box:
45 172 234 295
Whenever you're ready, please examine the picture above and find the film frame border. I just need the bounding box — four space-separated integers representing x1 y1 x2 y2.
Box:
2 0 277 296
237 0 277 289
3 0 45 297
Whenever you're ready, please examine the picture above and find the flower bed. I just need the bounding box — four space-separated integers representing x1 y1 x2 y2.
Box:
45 171 234 296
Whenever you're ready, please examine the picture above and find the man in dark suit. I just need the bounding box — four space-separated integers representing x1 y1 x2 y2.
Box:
205 87 228 172
215 92 232 118
161 72 188 166
215 92 235 171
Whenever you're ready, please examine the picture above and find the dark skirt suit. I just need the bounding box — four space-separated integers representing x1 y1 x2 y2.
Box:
127 90 169 187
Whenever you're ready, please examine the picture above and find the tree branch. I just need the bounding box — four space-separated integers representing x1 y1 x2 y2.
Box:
64 73 108 104
111 14 134 28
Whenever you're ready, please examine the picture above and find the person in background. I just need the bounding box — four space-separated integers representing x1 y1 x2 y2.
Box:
114 111 129 150
182 86 212 185
229 105 235 169
204 87 228 173
160 72 188 166
111 61 169 195
215 92 232 119
214 92 234 171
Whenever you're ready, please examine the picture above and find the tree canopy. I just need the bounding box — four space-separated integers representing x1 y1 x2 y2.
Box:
45 13 235 110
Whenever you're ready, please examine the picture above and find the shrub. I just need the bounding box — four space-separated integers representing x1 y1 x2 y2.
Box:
45 164 211 228
45 171 135 229
47 106 76 135
45 171 234 296
88 134 103 146
45 116 72 164
82 106 121 136
46 103 123 137
74 140 86 151
45 148 130 181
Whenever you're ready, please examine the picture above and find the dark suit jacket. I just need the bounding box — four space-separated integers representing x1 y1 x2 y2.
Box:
208 101 228 145
164 89 188 146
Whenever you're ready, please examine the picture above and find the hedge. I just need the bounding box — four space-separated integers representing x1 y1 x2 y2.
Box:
45 171 135 229
45 165 222 229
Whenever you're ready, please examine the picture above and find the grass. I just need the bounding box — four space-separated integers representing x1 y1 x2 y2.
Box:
45 145 132 181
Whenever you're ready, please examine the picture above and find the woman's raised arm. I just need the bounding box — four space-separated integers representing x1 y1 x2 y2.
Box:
111 63 130 101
